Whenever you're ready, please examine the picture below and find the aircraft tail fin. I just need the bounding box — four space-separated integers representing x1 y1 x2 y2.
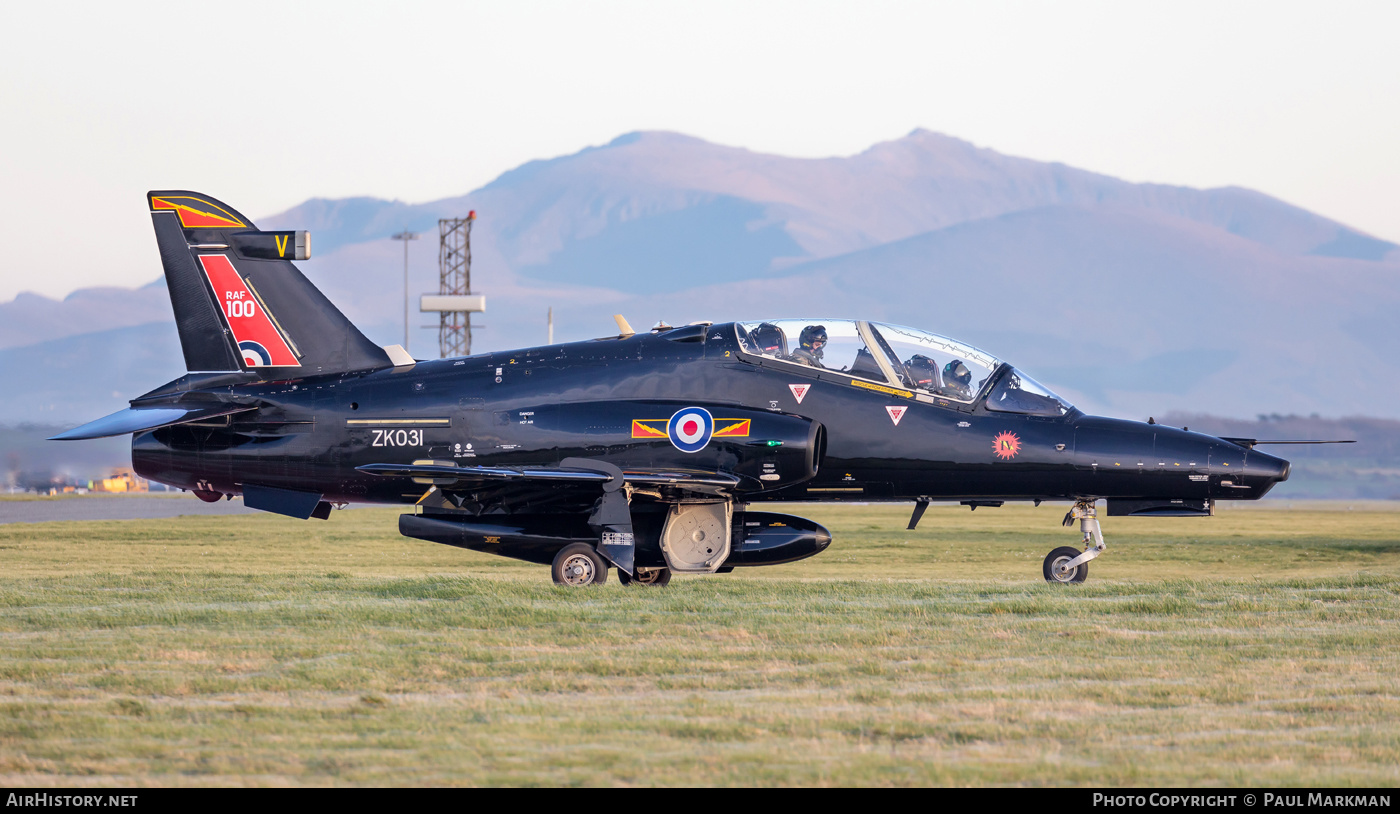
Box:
147 190 392 375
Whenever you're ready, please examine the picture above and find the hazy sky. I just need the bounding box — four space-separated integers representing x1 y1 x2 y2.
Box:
1 0 1396 302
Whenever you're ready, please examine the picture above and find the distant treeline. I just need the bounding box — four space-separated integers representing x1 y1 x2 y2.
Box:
1159 413 1397 460
2 423 131 486
1159 413 1398 499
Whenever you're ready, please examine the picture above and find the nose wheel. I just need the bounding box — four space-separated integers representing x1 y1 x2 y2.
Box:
1043 546 1089 583
1044 499 1105 584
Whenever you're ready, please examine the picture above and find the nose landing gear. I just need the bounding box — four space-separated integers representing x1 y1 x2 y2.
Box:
1043 499 1104 584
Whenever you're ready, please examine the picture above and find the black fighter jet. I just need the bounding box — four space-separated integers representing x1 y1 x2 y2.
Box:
53 191 1301 586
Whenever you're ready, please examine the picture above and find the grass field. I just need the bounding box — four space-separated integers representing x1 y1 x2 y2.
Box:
0 501 1397 786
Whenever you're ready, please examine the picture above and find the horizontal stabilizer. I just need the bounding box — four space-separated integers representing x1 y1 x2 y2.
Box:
48 404 256 440
356 462 741 489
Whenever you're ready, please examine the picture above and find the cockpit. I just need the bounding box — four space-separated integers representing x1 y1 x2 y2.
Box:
735 319 1073 417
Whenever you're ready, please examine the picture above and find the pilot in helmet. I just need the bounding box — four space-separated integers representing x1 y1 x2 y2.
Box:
788 325 827 367
941 359 973 399
905 354 940 391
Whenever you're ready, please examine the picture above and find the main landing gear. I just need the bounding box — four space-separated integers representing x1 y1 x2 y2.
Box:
1043 499 1105 584
550 543 673 587
618 567 672 587
552 543 609 586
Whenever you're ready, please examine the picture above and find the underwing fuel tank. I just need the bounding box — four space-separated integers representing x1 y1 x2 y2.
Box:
727 511 832 566
399 509 831 569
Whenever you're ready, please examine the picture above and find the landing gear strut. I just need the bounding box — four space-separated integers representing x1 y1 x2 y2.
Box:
1043 499 1104 584
618 567 672 587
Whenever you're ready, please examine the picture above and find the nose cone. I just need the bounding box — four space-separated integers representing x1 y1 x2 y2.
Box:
813 522 832 554
1245 448 1291 496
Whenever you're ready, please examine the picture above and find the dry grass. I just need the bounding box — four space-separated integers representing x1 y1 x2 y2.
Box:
0 502 1396 786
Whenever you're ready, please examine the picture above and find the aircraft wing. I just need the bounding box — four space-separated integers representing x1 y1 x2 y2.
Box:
359 460 741 573
49 403 258 440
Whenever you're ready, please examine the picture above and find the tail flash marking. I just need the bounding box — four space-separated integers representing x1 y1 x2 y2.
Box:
274 234 289 257
198 255 299 367
151 196 246 229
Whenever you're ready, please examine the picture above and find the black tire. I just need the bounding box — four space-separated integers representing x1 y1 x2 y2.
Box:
552 543 608 586
619 567 672 587
1043 546 1089 584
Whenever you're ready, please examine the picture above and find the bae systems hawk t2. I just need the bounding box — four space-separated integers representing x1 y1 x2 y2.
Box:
54 191 1305 586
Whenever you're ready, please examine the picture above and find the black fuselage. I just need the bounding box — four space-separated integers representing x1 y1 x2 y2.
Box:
131 323 1290 507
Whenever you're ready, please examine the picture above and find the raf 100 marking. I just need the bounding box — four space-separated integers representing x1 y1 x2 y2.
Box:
223 290 256 319
372 429 423 448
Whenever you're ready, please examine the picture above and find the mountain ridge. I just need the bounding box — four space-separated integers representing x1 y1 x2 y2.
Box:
256 129 1396 261
4 129 1397 424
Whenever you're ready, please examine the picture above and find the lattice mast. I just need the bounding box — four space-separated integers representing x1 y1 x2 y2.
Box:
436 212 475 358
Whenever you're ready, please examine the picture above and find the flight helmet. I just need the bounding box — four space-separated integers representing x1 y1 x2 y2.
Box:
799 325 828 355
943 359 972 392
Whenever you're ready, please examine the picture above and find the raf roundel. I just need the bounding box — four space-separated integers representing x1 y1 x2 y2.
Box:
239 340 272 368
667 407 714 454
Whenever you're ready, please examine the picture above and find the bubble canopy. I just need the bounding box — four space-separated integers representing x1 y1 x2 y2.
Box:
735 319 1072 416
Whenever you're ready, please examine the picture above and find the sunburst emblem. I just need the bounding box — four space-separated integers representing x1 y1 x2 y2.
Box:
993 431 1022 460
